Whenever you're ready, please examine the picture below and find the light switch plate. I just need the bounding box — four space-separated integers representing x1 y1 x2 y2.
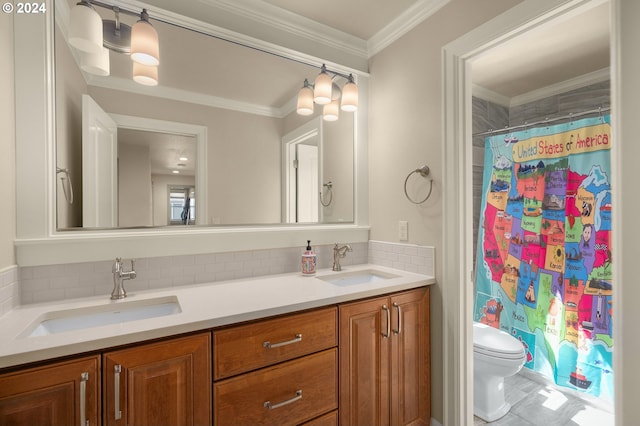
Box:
398 220 408 241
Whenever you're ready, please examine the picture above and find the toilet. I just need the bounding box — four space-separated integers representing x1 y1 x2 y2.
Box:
473 322 526 422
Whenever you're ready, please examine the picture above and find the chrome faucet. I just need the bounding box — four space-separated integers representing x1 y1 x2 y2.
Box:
111 257 136 300
332 243 352 271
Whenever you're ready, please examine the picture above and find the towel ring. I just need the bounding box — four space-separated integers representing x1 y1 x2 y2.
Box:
404 165 433 204
320 181 333 207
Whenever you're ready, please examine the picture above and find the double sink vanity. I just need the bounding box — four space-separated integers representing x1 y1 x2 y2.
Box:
0 264 434 425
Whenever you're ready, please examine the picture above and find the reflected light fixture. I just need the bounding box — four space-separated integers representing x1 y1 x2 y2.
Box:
323 100 340 122
296 79 314 116
68 1 103 54
133 62 158 86
296 64 359 121
67 2 160 85
131 9 160 66
80 46 110 76
313 65 333 105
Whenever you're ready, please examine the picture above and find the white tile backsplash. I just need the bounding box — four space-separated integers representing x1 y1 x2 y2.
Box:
13 241 433 306
16 242 369 305
368 240 435 275
0 266 19 316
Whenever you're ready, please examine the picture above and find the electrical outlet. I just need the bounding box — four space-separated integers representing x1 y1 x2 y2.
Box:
398 220 408 241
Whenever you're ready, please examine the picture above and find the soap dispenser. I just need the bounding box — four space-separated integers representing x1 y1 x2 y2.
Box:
301 240 317 276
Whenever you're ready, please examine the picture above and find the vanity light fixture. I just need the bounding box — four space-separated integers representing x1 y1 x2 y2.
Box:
296 64 358 121
130 9 160 66
296 79 314 116
67 2 160 85
313 65 333 105
80 46 110 76
179 157 188 161
68 1 103 54
133 62 158 86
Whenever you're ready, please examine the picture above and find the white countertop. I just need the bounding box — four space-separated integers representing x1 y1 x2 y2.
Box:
0 264 434 369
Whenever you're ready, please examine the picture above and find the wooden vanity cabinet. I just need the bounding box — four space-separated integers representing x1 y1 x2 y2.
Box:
102 332 211 426
213 307 338 426
0 355 100 426
339 287 430 426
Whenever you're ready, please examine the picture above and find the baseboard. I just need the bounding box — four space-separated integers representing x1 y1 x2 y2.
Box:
431 418 443 426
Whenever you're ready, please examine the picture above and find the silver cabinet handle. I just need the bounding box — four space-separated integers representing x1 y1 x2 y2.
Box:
393 302 402 335
80 372 89 426
264 390 302 410
114 365 122 421
263 334 302 349
382 305 390 338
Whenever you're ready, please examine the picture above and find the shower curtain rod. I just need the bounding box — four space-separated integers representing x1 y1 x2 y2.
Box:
472 106 610 137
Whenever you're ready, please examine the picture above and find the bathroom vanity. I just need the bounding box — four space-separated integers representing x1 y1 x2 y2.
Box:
0 265 434 425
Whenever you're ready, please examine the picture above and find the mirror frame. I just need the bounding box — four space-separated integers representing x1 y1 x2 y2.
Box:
14 0 370 266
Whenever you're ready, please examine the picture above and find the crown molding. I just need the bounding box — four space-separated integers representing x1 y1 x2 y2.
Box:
473 67 610 108
86 75 284 117
510 67 610 106
198 0 368 60
471 84 511 107
367 0 451 57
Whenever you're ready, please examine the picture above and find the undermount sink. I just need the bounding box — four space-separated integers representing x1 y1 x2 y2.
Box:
22 296 181 338
317 269 399 286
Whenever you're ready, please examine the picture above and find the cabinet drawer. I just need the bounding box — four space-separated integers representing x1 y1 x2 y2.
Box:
300 410 338 426
214 348 338 426
213 307 337 379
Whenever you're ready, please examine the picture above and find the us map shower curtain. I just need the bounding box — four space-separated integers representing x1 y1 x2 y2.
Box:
474 115 613 401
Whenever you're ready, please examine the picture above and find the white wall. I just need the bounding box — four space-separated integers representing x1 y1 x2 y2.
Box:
368 0 524 422
118 144 153 227
0 13 15 269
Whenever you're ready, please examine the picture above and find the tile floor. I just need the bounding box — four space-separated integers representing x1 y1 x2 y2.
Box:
474 370 614 426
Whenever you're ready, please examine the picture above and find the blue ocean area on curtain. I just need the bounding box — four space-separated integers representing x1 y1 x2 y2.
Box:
474 115 613 401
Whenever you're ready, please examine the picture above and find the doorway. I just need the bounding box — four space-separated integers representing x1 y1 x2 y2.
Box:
282 117 324 223
441 0 613 424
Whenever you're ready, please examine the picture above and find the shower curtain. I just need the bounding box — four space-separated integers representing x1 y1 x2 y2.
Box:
474 115 613 401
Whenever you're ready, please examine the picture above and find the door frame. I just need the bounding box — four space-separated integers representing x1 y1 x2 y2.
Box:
282 116 324 223
441 0 614 424
110 114 208 226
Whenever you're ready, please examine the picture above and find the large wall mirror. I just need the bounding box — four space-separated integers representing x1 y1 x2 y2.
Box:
14 0 369 266
54 0 355 230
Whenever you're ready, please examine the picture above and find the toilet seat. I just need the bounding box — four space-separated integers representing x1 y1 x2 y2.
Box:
473 323 525 360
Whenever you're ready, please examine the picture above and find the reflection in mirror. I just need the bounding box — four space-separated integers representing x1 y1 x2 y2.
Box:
54 0 355 230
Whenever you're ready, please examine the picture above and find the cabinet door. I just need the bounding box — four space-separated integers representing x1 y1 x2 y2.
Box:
339 296 390 426
103 332 211 426
0 355 100 426
390 288 430 426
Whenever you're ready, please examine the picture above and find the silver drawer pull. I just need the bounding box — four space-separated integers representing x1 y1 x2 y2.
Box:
382 305 390 338
263 333 302 349
393 302 402 335
80 372 89 426
264 390 303 410
114 364 122 420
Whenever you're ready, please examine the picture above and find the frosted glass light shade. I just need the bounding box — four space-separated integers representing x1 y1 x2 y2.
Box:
68 2 103 54
296 84 314 116
133 62 158 86
314 70 332 105
323 100 339 122
341 79 358 112
80 47 110 76
131 11 159 66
